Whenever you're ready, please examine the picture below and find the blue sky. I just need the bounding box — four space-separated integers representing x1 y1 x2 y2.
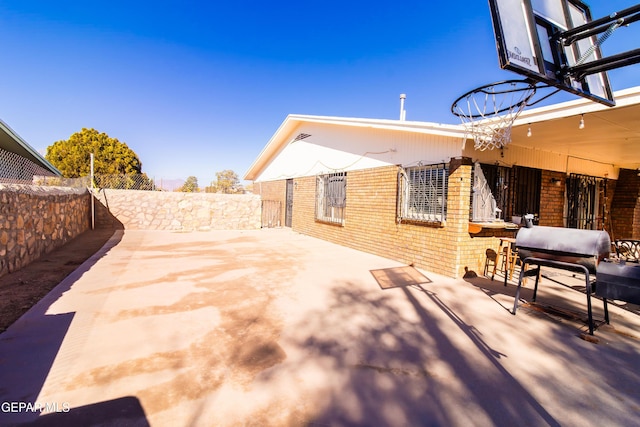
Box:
1 1 638 186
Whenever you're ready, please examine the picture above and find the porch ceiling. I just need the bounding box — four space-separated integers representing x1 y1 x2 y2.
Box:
509 94 640 170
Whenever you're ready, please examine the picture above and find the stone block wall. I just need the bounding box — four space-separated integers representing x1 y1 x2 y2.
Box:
93 189 261 231
0 184 90 277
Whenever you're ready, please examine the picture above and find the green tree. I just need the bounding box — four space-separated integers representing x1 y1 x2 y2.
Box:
213 169 242 194
45 128 143 178
178 176 199 192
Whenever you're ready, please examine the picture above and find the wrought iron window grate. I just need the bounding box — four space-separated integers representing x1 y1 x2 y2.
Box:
316 172 346 225
512 166 541 218
398 164 448 223
567 173 599 230
470 163 540 222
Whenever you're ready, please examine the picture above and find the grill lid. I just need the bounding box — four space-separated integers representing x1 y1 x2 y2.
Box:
516 226 611 258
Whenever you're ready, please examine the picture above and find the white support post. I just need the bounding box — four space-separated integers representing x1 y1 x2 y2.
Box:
90 153 95 230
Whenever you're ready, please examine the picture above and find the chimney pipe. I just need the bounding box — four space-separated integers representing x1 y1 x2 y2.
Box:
399 94 406 121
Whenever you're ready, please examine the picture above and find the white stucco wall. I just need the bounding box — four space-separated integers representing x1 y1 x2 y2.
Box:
255 122 463 182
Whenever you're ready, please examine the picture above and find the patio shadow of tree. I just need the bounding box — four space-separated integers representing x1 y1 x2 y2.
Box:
464 272 612 333
272 274 640 426
264 283 561 426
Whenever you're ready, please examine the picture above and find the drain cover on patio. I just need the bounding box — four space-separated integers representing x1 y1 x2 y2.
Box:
370 266 432 290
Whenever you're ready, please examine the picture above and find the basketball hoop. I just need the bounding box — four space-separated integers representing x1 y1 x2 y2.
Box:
451 79 537 151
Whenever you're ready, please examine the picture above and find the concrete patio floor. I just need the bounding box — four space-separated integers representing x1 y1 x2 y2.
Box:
1 228 639 426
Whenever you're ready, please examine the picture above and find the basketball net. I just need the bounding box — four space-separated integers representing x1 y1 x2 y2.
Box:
452 80 536 151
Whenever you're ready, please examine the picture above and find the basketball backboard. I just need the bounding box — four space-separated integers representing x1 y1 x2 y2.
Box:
488 0 615 106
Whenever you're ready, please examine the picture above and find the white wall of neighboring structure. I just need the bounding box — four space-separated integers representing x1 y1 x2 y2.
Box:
254 122 464 182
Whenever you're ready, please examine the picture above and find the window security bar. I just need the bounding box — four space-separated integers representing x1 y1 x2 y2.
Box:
398 164 448 224
316 172 346 225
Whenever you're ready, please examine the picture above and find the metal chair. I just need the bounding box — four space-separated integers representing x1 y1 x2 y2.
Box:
484 248 498 279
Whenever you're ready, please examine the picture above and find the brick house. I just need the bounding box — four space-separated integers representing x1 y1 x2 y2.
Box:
245 87 640 278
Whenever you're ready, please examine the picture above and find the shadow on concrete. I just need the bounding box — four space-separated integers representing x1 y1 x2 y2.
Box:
18 396 149 427
280 282 559 426
464 272 533 313
405 284 559 426
0 231 123 426
277 271 640 426
93 192 125 230
464 270 615 335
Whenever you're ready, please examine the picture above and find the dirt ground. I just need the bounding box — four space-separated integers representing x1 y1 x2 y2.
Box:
0 228 116 333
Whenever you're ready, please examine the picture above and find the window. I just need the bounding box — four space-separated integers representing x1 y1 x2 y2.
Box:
512 166 541 218
471 163 541 222
566 174 600 229
316 172 346 225
398 164 448 223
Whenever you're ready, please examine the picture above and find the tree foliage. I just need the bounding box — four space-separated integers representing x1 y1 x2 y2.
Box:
45 128 143 178
206 169 242 194
178 176 199 192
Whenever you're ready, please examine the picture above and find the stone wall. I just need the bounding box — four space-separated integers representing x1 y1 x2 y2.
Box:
0 184 90 277
93 189 261 231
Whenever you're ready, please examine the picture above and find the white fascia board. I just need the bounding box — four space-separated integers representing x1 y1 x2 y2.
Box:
244 115 301 181
289 114 466 138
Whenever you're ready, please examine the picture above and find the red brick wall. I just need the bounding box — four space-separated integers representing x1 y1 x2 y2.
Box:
611 168 640 239
539 170 566 227
533 171 618 234
286 162 507 278
254 180 286 227
600 178 616 236
256 165 634 277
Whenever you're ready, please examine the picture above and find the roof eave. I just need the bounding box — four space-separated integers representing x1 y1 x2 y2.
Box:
0 119 61 176
244 114 466 181
512 85 640 127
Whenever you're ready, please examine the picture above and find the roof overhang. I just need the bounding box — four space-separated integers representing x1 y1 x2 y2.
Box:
244 114 465 181
245 86 640 181
0 119 61 176
508 86 640 169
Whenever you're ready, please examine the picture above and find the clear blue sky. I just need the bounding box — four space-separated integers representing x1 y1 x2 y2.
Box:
1 1 638 186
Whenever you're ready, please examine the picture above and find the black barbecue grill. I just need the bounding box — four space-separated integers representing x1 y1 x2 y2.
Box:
513 221 640 335
513 224 611 335
596 261 640 305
